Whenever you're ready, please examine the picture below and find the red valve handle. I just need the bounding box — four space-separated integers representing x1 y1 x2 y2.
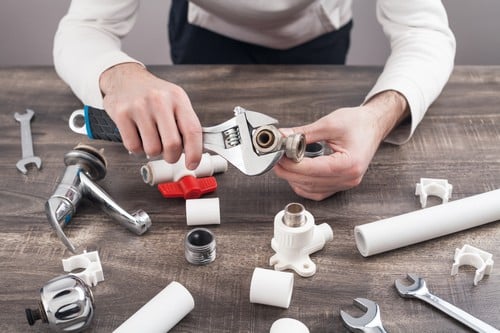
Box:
157 175 217 199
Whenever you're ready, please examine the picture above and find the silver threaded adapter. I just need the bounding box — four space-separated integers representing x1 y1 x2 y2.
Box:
185 228 216 265
282 203 307 227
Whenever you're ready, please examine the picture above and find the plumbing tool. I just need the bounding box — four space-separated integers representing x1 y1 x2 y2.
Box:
69 105 305 176
25 275 94 332
46 144 151 253
395 273 499 333
340 298 387 333
14 108 42 174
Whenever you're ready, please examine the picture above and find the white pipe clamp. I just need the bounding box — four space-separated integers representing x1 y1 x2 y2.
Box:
62 251 104 287
415 178 453 208
451 244 494 285
249 268 294 308
270 203 333 277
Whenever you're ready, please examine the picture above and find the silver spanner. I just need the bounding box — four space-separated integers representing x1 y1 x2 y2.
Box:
395 273 499 333
14 109 42 174
69 105 305 176
340 297 388 333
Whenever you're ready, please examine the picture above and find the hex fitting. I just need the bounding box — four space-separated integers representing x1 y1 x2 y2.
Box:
252 125 305 163
185 228 216 265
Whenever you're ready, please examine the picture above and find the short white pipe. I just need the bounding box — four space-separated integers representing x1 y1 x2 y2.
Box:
354 189 500 257
186 198 221 226
270 318 310 333
249 268 294 308
141 153 228 185
113 281 194 333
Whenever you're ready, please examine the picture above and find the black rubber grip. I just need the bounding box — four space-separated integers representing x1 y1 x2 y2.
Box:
86 106 122 142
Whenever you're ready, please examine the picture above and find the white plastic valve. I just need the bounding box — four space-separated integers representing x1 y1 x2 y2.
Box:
140 153 228 185
62 251 104 287
270 203 333 277
451 244 494 285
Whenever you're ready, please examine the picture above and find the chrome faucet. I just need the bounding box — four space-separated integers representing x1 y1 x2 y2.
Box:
45 144 151 253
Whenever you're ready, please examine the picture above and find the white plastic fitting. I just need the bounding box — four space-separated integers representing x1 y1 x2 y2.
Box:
270 203 333 277
270 318 310 333
186 198 221 226
415 178 453 208
113 281 194 333
249 268 294 308
451 244 494 285
354 188 500 257
61 251 104 287
140 153 228 185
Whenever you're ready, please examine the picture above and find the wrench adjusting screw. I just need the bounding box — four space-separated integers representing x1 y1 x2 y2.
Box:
185 228 216 265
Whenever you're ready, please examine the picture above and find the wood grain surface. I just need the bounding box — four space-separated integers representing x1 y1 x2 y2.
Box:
0 65 499 332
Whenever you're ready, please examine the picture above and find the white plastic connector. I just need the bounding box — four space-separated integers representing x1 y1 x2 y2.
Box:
451 244 494 286
140 153 228 185
62 251 104 287
415 178 453 208
249 268 294 308
186 198 221 226
270 203 333 277
270 318 310 333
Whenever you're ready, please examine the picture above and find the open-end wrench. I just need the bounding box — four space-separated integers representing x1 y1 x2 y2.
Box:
14 109 42 174
340 297 388 333
395 273 499 333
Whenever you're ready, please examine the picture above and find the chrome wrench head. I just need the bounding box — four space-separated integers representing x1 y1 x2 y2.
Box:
202 106 305 176
394 273 429 298
340 298 386 333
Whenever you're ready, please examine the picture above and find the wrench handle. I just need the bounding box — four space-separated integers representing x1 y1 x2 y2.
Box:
83 105 122 142
418 293 499 333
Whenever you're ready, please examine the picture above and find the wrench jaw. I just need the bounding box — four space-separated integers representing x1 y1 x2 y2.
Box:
202 107 285 176
394 273 428 298
16 157 42 175
340 298 385 333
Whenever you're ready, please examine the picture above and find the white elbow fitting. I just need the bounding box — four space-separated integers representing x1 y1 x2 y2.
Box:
113 281 194 333
270 203 333 277
140 153 228 185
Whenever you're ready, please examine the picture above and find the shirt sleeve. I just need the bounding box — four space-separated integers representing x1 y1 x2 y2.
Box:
53 0 144 109
365 0 456 144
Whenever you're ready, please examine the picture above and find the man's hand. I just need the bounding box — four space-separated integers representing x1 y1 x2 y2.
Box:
99 63 203 169
274 90 409 201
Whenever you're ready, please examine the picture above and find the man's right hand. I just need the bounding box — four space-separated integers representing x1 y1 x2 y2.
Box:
99 62 203 170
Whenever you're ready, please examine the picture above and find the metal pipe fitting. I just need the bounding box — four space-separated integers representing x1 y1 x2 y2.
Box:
45 144 152 253
304 142 325 158
184 228 216 265
282 202 307 227
252 125 305 163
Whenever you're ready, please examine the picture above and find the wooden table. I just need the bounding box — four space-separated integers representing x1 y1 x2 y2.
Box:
1 66 499 332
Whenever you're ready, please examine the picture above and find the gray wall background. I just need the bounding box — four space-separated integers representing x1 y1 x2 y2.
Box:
1 1 499 66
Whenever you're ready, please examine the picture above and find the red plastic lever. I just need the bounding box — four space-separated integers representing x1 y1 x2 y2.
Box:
157 175 218 199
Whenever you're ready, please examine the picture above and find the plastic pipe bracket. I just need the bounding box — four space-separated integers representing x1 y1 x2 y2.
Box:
415 178 453 208
451 244 494 285
62 250 104 287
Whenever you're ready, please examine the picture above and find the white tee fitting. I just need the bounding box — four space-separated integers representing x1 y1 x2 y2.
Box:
113 281 194 333
270 203 333 277
249 268 294 308
140 153 228 185
270 318 310 333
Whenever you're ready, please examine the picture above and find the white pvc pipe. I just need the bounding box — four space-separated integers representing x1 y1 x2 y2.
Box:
141 153 228 185
113 281 194 333
354 189 500 257
249 268 294 308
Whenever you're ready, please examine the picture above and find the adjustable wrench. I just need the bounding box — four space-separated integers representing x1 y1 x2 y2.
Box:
14 109 42 174
69 105 305 176
395 273 499 333
340 297 388 333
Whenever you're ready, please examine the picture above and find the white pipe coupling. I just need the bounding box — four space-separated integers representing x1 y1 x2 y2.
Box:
270 203 333 277
270 318 310 333
141 153 228 185
249 268 294 308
